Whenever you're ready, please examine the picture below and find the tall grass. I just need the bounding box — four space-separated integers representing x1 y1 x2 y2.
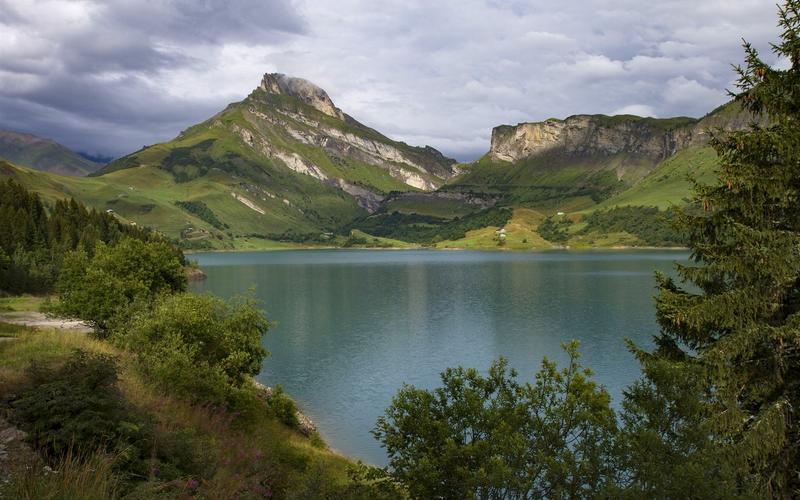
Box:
2 450 121 500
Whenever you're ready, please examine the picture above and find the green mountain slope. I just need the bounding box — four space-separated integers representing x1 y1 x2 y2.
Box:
594 145 718 209
98 74 457 207
0 130 102 176
3 74 460 249
0 159 351 249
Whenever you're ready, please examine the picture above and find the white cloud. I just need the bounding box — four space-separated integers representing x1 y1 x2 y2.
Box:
611 105 658 117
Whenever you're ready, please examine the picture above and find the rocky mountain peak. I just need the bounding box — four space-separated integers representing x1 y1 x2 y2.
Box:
259 73 345 120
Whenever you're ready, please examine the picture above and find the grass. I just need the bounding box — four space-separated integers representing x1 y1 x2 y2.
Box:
3 450 122 500
436 208 554 250
594 145 718 210
349 229 420 248
0 324 359 498
0 327 112 393
0 295 46 312
0 322 35 338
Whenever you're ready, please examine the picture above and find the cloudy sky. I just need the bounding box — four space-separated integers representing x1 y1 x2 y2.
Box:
0 0 784 161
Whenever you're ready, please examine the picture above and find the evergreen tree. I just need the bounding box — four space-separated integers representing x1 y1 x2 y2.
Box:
623 2 800 497
0 179 181 294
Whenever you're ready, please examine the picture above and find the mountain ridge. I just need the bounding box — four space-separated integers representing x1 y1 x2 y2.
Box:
0 129 103 176
1 74 761 250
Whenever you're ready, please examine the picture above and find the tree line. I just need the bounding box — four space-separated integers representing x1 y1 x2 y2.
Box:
0 180 180 294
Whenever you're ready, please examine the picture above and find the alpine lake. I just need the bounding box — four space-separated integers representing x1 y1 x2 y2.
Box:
191 249 688 465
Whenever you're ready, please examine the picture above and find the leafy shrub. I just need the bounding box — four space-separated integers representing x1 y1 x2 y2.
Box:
537 215 572 243
374 342 618 499
335 463 409 499
117 293 270 406
54 237 187 334
268 385 299 428
152 428 219 480
10 351 147 460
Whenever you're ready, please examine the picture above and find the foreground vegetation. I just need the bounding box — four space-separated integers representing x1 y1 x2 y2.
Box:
0 327 380 498
0 185 394 498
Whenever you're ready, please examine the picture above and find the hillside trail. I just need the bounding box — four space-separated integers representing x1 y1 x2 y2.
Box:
0 311 92 334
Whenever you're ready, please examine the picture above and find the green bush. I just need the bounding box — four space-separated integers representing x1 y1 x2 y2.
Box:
7 350 222 491
268 385 299 428
54 237 187 334
117 293 270 406
374 342 618 498
9 351 148 461
536 215 572 243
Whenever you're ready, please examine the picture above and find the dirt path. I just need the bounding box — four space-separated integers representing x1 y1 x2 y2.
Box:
0 417 37 486
0 311 93 333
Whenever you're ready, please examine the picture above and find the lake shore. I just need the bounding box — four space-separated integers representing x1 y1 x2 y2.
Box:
185 243 689 254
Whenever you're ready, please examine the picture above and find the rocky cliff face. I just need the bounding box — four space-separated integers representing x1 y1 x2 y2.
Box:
251 73 457 189
488 102 756 166
259 73 346 120
489 115 697 164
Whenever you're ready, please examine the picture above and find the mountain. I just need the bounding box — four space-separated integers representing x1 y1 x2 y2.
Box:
0 130 103 176
7 73 454 248
442 101 757 212
0 74 763 250
99 73 457 210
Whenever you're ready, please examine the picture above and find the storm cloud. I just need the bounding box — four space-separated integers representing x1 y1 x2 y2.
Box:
0 0 783 160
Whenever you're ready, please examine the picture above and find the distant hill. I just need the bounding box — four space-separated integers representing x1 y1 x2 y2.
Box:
0 130 103 176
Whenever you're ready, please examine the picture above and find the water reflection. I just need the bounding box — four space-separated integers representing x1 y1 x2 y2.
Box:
192 250 685 465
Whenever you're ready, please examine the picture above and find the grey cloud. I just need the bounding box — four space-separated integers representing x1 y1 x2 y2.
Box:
0 0 785 161
0 0 305 155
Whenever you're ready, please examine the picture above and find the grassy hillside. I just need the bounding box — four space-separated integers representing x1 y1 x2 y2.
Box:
0 130 101 176
594 146 718 209
0 158 363 249
444 153 630 209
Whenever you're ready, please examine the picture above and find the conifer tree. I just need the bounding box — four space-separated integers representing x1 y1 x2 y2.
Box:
623 2 800 497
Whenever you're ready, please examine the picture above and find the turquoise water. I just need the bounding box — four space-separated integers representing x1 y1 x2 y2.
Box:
191 249 686 465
